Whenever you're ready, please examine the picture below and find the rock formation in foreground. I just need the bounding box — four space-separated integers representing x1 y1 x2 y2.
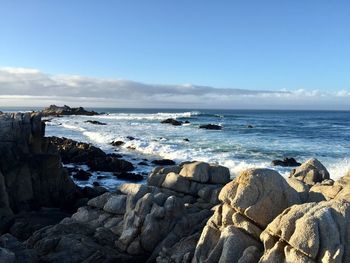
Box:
41 104 99 116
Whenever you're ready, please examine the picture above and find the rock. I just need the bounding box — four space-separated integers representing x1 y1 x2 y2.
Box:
183 138 190 142
127 136 135 141
138 161 148 166
72 169 92 181
84 120 106 125
152 159 176 166
103 195 127 214
93 181 100 187
160 118 183 126
260 199 350 262
114 172 144 182
9 208 70 241
246 125 254 128
111 140 125 146
0 247 15 263
219 168 300 227
0 234 37 262
52 136 134 173
271 157 301 167
179 162 210 183
289 158 330 185
199 124 222 130
41 104 99 116
0 113 79 233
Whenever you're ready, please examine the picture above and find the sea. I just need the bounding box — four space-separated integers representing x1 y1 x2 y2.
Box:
3 107 350 190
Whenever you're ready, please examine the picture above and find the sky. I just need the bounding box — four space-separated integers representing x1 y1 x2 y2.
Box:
0 0 349 109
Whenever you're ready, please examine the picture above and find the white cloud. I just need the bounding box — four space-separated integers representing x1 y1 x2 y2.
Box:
0 67 349 109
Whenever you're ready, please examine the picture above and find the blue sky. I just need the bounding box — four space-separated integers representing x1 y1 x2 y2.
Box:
0 1 350 108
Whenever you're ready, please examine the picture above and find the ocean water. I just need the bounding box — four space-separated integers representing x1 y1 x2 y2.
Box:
3 108 350 189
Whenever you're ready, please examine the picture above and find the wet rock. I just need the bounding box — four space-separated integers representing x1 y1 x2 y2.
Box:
138 161 148 166
160 118 182 126
84 120 106 125
114 172 144 182
272 157 301 167
127 136 135 141
152 159 176 166
41 105 99 116
199 124 222 130
183 138 190 142
72 169 92 181
246 125 254 128
111 140 125 146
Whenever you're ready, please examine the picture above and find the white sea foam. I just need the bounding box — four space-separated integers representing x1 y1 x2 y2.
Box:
327 158 350 180
90 111 198 121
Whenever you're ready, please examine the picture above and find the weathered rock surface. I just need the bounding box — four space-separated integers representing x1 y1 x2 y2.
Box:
41 104 99 116
0 113 78 234
2 161 230 262
192 168 301 263
260 199 350 262
290 158 330 185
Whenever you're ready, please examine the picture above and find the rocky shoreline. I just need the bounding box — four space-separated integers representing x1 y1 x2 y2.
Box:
0 111 349 262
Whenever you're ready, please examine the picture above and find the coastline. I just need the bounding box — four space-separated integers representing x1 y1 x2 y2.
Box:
0 108 349 262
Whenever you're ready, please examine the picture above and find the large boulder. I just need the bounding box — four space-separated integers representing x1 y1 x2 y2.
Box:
260 199 350 262
290 158 330 185
219 168 300 227
192 168 301 263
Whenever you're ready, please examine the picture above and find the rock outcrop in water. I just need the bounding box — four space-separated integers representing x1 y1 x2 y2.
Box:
0 112 349 263
41 105 99 116
49 136 134 172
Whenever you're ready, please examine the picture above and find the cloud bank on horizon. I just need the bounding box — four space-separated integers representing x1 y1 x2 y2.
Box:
0 67 349 110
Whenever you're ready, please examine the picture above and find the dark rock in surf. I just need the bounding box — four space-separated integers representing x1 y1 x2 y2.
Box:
161 118 183 126
199 124 222 130
183 138 190 142
127 136 135 141
73 170 92 181
151 159 176 166
114 172 144 181
84 120 107 125
49 137 134 173
272 157 301 167
111 140 125 147
138 161 149 166
41 105 99 116
247 124 254 128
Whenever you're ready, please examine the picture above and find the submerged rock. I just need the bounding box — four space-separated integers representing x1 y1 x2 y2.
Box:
152 159 176 166
84 120 107 125
160 118 182 126
111 140 125 146
41 104 99 116
199 124 222 130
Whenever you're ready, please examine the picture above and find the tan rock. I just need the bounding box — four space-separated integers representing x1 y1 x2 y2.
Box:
290 158 330 185
261 199 350 262
219 168 300 227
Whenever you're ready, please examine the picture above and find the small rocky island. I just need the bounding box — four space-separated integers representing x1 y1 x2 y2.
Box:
41 104 99 116
0 112 349 262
